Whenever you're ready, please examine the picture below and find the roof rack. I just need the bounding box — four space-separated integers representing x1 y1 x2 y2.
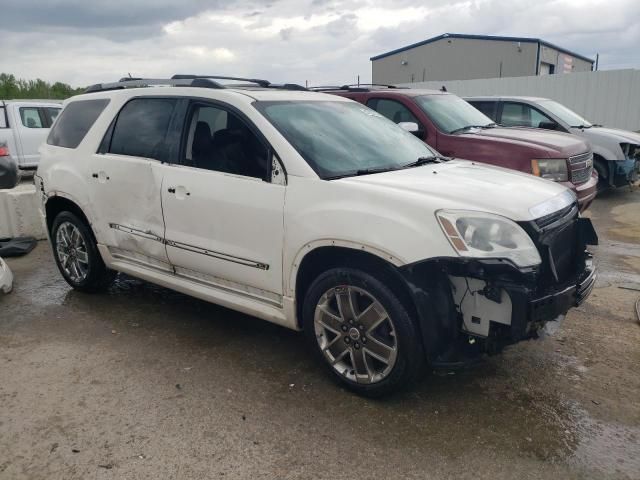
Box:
310 84 407 92
85 75 308 94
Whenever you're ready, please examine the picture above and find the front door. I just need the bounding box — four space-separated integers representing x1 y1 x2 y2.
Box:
161 101 286 303
12 104 50 167
89 97 180 271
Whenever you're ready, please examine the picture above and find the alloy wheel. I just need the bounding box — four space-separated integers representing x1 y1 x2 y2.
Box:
314 285 398 384
55 221 89 283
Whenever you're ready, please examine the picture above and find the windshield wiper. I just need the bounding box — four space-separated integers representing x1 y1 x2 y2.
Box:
571 124 592 129
355 166 399 176
449 124 496 134
402 155 450 168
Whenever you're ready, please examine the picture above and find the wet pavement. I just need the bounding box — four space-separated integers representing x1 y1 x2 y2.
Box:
1 188 639 480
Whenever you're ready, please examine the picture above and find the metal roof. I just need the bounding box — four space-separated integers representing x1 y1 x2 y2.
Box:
370 33 595 64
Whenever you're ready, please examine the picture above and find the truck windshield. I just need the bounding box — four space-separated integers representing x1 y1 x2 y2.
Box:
256 101 438 179
415 95 495 134
537 100 592 128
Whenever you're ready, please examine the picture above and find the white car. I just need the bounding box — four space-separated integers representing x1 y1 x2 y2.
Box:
36 76 597 396
0 100 62 169
466 96 640 190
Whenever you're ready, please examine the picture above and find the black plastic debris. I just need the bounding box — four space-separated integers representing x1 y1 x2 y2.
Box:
0 237 37 257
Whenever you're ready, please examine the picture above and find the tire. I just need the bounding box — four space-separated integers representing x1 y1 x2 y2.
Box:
594 158 609 193
50 211 116 292
302 267 424 397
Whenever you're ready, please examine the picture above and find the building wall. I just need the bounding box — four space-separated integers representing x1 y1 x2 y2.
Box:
538 44 593 75
372 37 539 85
397 69 640 132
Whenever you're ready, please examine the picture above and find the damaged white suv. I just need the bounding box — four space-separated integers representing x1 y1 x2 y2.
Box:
36 76 597 396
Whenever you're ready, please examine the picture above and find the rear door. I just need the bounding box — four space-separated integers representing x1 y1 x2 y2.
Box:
89 96 181 272
160 99 286 301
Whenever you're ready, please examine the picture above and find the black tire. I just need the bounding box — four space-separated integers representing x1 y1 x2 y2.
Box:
594 158 609 193
302 267 425 397
51 211 116 292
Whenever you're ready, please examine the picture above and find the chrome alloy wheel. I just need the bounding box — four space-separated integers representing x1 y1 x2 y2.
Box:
314 285 398 384
55 221 89 283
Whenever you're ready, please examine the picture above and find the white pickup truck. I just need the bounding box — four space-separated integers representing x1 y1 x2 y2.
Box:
0 100 62 169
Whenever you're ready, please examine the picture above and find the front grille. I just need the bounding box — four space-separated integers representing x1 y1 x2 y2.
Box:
535 202 578 230
569 152 594 184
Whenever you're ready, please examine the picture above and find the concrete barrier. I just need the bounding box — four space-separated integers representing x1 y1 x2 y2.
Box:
0 181 47 240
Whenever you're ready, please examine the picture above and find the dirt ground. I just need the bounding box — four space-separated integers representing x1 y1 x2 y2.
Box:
1 188 639 480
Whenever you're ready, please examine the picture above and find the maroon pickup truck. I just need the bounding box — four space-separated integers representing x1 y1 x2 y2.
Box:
317 86 598 211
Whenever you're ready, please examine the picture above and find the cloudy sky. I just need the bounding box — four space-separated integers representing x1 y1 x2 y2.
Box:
0 0 638 87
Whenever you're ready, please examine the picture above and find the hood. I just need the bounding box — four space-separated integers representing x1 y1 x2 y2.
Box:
340 160 571 221
574 126 640 146
468 126 589 157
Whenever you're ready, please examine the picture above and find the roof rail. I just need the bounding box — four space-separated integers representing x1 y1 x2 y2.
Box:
84 75 309 94
310 84 406 92
84 77 225 93
171 74 271 87
172 75 308 91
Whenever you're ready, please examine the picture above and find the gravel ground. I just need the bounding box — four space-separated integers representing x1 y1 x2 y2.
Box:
1 187 639 480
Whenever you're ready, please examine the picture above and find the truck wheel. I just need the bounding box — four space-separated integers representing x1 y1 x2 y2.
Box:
51 211 116 292
302 268 424 397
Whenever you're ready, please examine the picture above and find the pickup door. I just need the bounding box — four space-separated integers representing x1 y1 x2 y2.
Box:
6 103 60 168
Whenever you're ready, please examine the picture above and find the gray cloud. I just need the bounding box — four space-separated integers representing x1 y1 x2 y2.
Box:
0 0 637 87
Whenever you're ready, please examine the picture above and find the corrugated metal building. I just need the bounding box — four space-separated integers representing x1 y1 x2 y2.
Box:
371 33 595 85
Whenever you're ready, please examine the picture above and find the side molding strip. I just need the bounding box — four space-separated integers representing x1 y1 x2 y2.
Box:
109 223 269 271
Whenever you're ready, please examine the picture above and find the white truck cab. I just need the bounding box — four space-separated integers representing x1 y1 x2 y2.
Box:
0 100 62 169
36 76 597 396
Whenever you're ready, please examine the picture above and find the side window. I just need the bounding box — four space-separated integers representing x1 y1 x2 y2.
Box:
183 103 269 180
501 102 553 128
109 98 177 161
0 107 6 128
45 107 61 126
20 107 44 128
470 101 498 121
367 98 419 124
529 108 554 128
47 99 110 149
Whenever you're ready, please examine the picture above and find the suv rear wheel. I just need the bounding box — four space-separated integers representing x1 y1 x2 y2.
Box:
51 211 116 292
302 268 424 397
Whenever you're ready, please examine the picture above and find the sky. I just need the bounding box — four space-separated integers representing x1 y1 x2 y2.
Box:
0 0 638 87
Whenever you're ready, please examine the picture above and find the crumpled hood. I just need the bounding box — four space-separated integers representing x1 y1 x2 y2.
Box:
341 160 570 221
471 126 588 156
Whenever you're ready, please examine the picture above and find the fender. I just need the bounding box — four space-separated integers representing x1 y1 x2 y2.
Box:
286 239 406 297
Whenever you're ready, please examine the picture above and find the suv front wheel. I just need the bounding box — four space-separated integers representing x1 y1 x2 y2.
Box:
303 268 424 397
51 211 116 292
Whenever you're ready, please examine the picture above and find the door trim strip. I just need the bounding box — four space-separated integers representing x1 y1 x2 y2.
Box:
109 223 270 271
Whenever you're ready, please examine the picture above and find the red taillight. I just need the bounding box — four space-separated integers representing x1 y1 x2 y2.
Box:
0 146 8 157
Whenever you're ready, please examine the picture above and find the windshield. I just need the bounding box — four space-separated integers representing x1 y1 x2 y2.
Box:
415 95 494 134
537 99 592 128
255 101 438 179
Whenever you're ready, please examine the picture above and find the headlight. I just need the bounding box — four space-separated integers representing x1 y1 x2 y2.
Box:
531 159 568 182
436 210 542 267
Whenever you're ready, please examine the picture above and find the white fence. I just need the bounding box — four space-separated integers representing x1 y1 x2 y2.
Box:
399 69 640 132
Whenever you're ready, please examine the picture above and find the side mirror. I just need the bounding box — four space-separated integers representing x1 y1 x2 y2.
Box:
398 122 425 138
538 121 558 131
0 146 20 190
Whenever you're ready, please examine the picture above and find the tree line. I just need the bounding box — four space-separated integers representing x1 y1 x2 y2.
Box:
0 73 84 100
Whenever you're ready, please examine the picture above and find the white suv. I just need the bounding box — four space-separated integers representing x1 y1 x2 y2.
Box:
36 76 598 396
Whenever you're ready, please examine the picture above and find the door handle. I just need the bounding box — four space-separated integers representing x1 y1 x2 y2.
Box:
92 173 98 178
168 187 176 193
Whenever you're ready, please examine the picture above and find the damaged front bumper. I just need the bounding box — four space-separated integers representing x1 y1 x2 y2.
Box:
400 216 598 363
0 257 13 294
608 159 638 187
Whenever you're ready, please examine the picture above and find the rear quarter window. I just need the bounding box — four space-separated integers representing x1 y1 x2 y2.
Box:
47 99 110 149
0 107 6 128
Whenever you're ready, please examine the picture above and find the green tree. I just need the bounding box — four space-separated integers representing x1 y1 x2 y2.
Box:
0 73 84 100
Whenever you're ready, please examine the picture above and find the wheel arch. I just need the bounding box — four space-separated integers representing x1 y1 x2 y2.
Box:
291 244 418 331
45 195 96 241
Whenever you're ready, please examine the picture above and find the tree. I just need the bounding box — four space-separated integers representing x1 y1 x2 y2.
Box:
0 73 84 100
